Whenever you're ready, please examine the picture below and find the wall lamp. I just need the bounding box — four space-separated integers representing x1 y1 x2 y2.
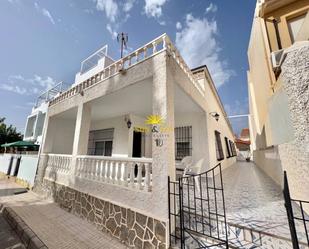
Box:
209 112 220 122
124 115 132 129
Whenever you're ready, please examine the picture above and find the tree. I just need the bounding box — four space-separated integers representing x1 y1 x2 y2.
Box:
0 117 23 145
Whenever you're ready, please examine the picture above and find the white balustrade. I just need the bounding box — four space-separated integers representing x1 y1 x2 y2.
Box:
49 33 204 107
45 154 72 175
76 156 152 192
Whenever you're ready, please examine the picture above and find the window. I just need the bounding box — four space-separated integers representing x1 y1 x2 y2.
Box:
94 141 113 156
225 137 232 158
229 140 237 156
215 131 224 161
288 14 306 43
175 126 192 160
88 128 114 156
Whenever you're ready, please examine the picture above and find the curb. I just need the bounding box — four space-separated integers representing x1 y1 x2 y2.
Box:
2 207 48 249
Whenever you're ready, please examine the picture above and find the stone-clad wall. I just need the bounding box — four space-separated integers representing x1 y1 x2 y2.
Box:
279 42 309 205
40 179 167 249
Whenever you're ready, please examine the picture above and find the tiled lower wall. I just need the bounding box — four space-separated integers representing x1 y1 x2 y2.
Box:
39 179 167 249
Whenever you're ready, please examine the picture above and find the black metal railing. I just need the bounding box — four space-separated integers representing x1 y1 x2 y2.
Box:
169 163 229 248
283 171 309 248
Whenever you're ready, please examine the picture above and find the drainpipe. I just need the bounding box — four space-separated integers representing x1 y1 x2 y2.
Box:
273 18 282 50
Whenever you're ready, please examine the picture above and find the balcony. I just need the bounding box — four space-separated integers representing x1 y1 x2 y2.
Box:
49 34 205 107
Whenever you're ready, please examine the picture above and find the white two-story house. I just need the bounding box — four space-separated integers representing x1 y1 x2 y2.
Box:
34 34 236 249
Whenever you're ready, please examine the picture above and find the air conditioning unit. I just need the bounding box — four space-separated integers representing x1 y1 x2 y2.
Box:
270 49 286 71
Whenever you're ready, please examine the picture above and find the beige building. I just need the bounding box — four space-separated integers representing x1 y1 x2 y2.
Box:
248 0 309 201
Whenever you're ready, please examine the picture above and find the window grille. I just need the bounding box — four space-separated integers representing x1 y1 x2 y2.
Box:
215 131 224 161
175 126 192 160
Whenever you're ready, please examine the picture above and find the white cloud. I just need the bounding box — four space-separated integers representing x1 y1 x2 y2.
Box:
94 0 118 22
175 14 234 88
0 75 58 95
224 100 248 116
176 21 182 30
34 2 55 25
0 84 26 95
106 24 117 40
123 0 136 12
206 3 217 13
144 0 167 19
7 0 21 4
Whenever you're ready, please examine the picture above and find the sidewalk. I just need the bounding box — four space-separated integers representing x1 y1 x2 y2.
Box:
0 183 128 249
0 212 25 249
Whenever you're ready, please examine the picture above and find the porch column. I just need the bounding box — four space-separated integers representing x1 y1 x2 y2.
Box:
70 103 91 179
72 103 92 156
34 114 53 187
152 63 176 217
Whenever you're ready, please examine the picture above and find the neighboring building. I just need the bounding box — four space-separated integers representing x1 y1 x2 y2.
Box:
235 128 251 151
24 82 67 145
33 34 236 248
235 128 251 161
0 83 68 188
247 0 309 201
239 128 250 142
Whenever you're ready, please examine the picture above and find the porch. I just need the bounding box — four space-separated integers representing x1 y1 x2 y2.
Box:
40 70 208 187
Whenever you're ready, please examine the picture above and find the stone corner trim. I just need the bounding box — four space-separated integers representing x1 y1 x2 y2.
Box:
40 179 167 249
2 207 48 249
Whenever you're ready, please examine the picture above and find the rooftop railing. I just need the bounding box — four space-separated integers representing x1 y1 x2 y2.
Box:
49 34 205 106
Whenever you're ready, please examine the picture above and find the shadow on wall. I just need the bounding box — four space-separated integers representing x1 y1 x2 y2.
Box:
255 126 267 150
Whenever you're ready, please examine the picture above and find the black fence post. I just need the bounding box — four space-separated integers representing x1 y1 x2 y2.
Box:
283 171 300 249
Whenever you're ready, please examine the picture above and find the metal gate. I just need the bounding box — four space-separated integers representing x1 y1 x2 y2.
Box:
283 171 309 249
169 163 229 248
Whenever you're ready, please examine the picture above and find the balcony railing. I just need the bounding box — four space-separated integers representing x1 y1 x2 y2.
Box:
45 154 72 175
49 34 205 106
76 156 152 192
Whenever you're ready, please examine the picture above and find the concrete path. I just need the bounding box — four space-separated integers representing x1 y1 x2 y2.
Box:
222 161 307 243
0 187 128 249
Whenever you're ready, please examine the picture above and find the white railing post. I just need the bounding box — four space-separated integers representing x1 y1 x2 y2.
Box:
152 42 157 54
162 35 166 49
116 161 121 185
95 159 99 180
102 160 106 181
130 162 135 188
136 162 142 190
145 162 150 191
106 160 110 183
110 161 115 183
123 162 128 187
92 159 96 180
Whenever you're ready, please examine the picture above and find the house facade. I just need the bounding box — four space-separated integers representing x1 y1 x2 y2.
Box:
247 0 309 203
33 34 236 248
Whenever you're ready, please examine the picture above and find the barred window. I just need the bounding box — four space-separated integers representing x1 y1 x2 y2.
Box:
215 131 224 161
175 126 192 160
225 137 232 158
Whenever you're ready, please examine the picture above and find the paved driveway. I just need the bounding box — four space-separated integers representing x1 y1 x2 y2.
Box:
0 181 128 249
222 161 307 243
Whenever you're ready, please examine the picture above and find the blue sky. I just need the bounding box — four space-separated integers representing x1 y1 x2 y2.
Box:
0 0 255 136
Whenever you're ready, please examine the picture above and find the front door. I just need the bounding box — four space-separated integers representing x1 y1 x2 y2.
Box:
132 131 142 157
